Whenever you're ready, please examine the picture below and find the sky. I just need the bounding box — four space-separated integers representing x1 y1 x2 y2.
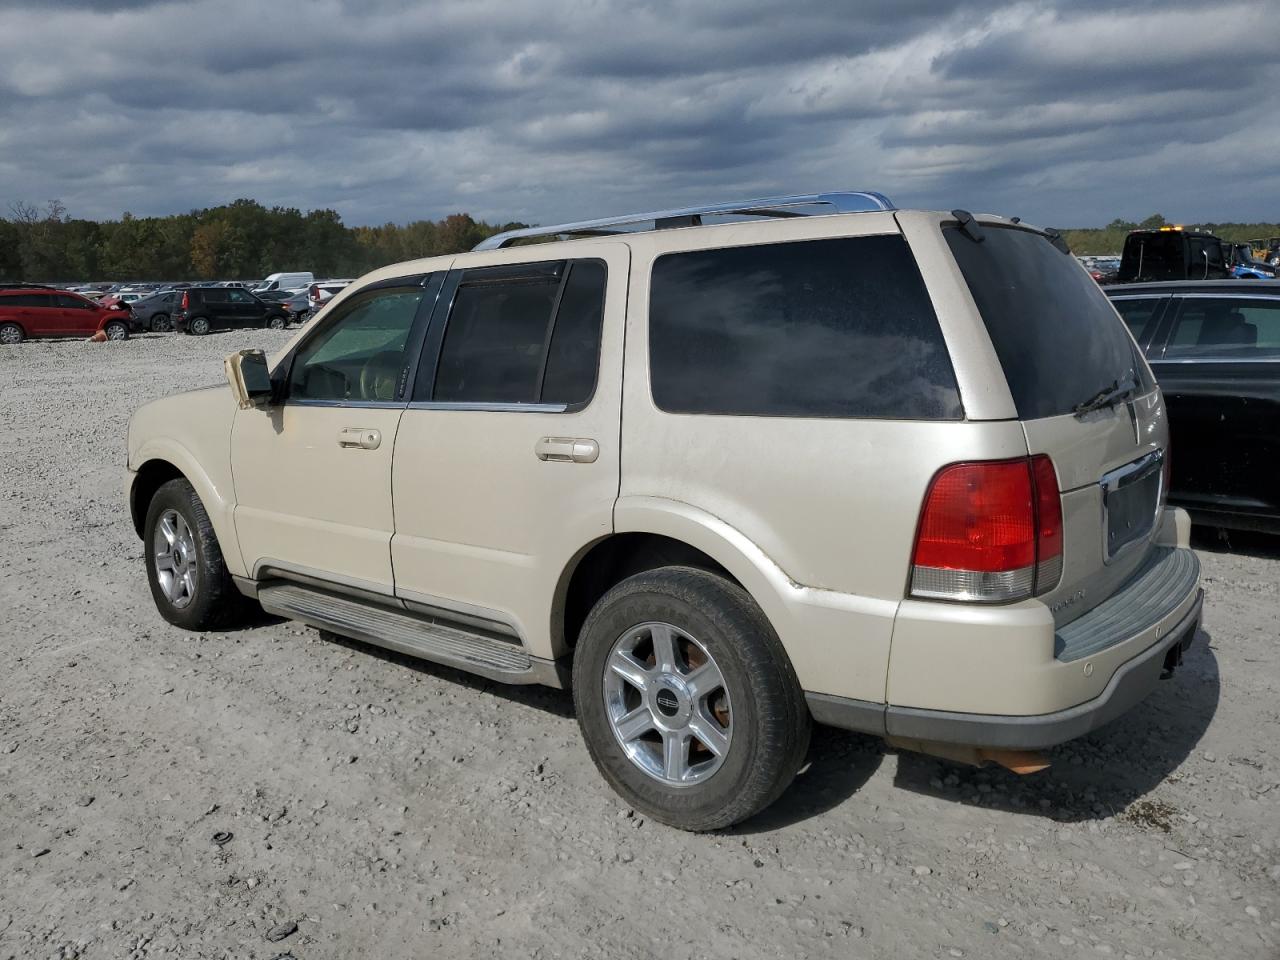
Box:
1 0 1278 229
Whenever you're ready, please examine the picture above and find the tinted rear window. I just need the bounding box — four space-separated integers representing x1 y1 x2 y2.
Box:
945 226 1140 420
649 236 962 420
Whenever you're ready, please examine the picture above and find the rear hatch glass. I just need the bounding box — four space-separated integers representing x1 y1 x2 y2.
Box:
944 224 1149 420
945 223 1166 625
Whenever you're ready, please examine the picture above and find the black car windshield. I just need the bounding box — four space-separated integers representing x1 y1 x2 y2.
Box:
945 224 1142 420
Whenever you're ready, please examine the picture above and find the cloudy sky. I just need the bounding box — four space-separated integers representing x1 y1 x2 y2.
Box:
1 0 1278 228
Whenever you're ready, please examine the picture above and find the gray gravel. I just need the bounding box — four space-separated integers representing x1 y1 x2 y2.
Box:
1 330 1278 959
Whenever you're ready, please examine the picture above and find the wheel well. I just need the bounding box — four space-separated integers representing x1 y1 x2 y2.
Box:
557 534 740 654
130 459 184 537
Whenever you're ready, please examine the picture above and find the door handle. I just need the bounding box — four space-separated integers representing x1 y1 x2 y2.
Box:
338 427 381 450
535 437 599 463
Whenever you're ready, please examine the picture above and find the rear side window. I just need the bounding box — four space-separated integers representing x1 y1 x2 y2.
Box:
649 236 961 420
2 294 50 307
1110 297 1165 345
946 226 1141 419
1163 297 1280 359
431 259 605 406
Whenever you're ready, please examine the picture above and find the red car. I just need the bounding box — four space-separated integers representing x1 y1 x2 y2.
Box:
0 284 134 343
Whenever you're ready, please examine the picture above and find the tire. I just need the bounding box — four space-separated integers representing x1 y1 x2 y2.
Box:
104 320 129 341
0 322 23 345
188 316 211 335
143 478 253 630
572 566 811 831
265 314 286 330
150 313 170 332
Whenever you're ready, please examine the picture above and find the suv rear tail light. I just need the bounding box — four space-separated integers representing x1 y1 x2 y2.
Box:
309 283 320 303
910 455 1062 603
180 291 189 310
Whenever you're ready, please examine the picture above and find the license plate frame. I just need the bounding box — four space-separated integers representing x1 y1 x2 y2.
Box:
1101 450 1164 563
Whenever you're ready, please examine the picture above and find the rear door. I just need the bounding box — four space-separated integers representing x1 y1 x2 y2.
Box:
1148 294 1280 523
23 294 61 335
943 222 1169 626
389 243 626 658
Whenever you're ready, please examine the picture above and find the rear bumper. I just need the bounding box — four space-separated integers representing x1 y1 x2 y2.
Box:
808 587 1203 750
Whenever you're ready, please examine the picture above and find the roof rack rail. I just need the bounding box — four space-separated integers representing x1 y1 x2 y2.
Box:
473 190 895 250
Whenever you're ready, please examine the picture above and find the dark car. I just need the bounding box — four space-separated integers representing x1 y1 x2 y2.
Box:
172 287 288 335
280 290 311 323
131 290 181 332
0 285 133 343
1105 279 1280 533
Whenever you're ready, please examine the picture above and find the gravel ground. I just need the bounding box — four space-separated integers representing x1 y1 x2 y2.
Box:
1 331 1278 960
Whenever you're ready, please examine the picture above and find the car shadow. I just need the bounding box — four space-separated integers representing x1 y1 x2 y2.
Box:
316 629 576 719
730 726 888 834
890 628 1220 822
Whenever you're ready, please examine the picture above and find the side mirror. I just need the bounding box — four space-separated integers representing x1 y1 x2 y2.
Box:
224 349 274 410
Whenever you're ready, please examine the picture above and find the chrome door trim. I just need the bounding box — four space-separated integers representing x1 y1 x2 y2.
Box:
404 400 570 414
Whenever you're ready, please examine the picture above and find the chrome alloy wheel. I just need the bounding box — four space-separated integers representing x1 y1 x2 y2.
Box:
0 325 21 344
603 621 732 786
153 508 197 608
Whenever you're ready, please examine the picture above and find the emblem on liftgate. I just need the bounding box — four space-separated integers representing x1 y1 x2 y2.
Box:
1051 589 1086 614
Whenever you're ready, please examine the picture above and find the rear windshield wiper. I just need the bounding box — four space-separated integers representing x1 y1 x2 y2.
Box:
1073 374 1137 417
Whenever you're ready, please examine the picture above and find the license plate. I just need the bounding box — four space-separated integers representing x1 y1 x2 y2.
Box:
1102 451 1163 561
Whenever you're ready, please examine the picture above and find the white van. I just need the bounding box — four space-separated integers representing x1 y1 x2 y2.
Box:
253 272 314 294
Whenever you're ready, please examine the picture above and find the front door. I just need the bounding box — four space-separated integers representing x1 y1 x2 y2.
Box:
231 276 440 594
54 294 100 335
390 243 627 657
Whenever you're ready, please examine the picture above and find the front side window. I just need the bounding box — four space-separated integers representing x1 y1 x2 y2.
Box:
431 259 606 406
650 236 961 419
1163 297 1280 359
289 286 426 402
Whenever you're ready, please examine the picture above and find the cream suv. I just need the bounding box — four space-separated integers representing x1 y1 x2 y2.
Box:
126 192 1203 831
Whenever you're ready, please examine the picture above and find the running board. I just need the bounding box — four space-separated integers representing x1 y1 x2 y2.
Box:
257 583 568 688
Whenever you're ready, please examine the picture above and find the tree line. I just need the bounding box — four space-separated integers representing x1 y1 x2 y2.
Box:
0 198 527 282
3 199 1278 281
1061 214 1280 256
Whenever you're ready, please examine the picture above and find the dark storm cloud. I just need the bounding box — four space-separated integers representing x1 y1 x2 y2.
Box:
1 0 1277 228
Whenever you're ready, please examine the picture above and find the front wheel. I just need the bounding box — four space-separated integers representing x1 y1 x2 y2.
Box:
143 478 253 630
573 566 811 831
104 320 129 341
0 322 23 345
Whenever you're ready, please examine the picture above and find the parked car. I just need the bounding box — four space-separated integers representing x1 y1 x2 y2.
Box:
280 290 311 323
252 272 314 294
307 279 353 313
172 287 289 335
1105 279 1280 534
131 290 181 332
127 193 1201 831
0 285 133 342
1226 244 1277 279
1117 227 1231 283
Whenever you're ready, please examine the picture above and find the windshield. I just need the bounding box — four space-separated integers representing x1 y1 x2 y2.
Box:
945 225 1145 420
1118 232 1185 281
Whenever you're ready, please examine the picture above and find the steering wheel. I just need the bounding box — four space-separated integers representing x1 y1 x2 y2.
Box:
358 351 403 401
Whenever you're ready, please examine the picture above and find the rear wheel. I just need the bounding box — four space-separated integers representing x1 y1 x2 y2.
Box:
150 313 171 332
0 322 23 345
573 566 811 831
144 478 253 630
265 314 286 330
104 320 129 341
188 316 211 335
